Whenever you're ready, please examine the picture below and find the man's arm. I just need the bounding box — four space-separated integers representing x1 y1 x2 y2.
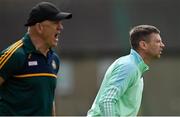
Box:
98 63 134 116
99 87 119 116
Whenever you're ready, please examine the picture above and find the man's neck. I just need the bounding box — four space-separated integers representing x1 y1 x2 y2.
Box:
137 50 152 66
28 32 49 56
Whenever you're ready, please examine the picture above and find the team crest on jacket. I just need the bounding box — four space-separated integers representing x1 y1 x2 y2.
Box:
52 60 56 69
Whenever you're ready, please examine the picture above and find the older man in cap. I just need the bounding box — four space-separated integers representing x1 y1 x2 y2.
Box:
0 2 72 116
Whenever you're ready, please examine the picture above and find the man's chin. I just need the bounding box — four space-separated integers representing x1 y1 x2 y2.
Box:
152 54 161 59
157 54 161 59
53 44 58 47
50 43 58 48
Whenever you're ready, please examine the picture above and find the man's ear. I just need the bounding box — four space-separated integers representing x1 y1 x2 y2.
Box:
35 23 43 34
139 40 148 50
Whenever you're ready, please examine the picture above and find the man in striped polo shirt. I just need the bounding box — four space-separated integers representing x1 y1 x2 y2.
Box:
87 25 165 116
0 2 71 115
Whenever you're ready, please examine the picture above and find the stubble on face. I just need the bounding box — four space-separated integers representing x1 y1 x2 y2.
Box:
41 20 61 48
147 33 165 59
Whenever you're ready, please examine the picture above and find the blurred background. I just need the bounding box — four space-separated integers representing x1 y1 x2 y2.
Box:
0 0 180 116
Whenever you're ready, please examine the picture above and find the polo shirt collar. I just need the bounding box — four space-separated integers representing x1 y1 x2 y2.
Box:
22 33 53 54
130 49 149 73
22 33 37 54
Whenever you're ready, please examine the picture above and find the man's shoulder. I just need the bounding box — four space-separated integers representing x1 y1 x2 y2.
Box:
0 40 25 71
0 39 24 54
0 40 25 64
110 55 137 75
8 40 25 59
115 55 134 66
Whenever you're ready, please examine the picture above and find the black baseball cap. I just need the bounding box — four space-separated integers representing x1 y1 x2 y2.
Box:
25 2 72 26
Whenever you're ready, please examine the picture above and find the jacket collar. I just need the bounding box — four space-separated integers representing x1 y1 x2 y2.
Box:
22 33 53 54
130 49 149 73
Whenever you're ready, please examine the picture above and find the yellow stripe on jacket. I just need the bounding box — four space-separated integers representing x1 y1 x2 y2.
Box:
14 73 57 78
0 40 23 69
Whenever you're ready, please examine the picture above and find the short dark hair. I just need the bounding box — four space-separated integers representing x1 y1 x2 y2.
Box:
129 25 160 50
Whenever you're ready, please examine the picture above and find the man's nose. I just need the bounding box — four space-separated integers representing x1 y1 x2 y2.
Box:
161 42 165 48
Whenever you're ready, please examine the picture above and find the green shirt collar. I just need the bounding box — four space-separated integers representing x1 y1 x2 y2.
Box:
130 49 149 73
22 33 37 54
22 33 54 54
